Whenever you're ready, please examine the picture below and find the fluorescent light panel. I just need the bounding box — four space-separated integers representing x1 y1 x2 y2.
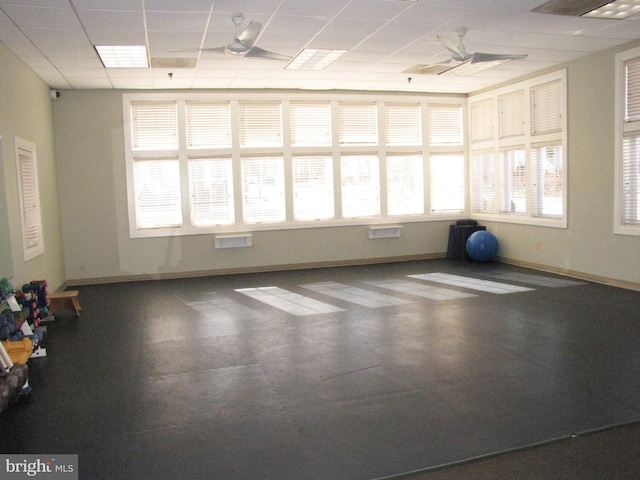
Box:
95 45 149 68
582 0 640 18
286 49 347 71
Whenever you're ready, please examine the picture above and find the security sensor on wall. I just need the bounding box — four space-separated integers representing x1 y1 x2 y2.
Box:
50 89 60 99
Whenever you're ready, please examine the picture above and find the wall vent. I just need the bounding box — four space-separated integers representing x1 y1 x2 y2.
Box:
368 226 401 239
214 234 252 249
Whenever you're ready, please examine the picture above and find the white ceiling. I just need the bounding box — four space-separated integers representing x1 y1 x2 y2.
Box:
0 0 639 94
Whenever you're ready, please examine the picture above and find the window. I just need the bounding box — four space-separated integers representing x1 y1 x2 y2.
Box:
386 154 423 216
14 137 44 260
499 148 526 214
468 71 567 227
615 48 640 234
123 94 467 238
293 156 334 221
341 155 380 218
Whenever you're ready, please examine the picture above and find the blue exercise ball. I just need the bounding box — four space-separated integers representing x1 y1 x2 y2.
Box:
466 230 498 262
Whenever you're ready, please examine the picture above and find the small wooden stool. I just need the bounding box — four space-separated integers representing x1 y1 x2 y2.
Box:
48 290 82 317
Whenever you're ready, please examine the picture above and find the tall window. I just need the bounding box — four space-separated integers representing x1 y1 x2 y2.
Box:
468 71 566 227
123 94 467 237
14 137 44 260
616 49 640 234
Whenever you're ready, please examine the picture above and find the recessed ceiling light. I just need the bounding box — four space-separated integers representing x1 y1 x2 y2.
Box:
582 0 640 18
286 49 347 71
95 45 149 68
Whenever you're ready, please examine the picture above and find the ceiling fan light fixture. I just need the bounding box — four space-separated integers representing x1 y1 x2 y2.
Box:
286 49 347 71
95 45 149 68
581 0 640 18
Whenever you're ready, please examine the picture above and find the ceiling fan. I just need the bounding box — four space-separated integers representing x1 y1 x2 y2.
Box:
196 13 291 61
434 28 527 74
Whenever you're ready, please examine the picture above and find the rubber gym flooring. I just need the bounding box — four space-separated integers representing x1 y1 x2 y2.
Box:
1 259 639 479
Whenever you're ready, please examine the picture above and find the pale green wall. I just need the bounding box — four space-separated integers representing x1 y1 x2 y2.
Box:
476 40 640 286
0 43 65 290
49 39 640 287
53 89 450 282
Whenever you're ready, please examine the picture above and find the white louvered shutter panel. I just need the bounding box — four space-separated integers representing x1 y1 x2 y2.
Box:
133 159 182 228
386 154 424 215
499 148 526 214
290 102 332 146
186 102 231 149
385 104 421 146
293 156 334 221
239 102 283 147
341 155 380 218
241 157 285 223
428 104 463 145
339 103 378 146
188 158 234 226
471 150 496 213
499 90 525 139
429 154 464 214
531 143 563 217
622 133 640 224
130 102 178 150
16 145 43 255
471 99 494 143
531 80 562 135
626 57 640 121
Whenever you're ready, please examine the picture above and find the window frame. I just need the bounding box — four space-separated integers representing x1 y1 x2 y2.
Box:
123 92 467 238
467 70 568 228
14 137 44 261
614 46 640 236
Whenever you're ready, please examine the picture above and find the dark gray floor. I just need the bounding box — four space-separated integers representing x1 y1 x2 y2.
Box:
1 259 639 479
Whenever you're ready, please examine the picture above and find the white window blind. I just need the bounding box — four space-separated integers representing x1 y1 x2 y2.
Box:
133 159 182 228
625 57 640 121
186 102 231 149
531 143 563 217
471 99 494 143
290 102 332 146
531 80 562 135
339 103 378 146
239 102 283 147
385 104 421 146
622 133 640 224
471 150 496 213
428 104 463 145
241 156 286 223
293 156 334 221
499 90 525 139
341 155 380 218
131 102 178 151
499 148 526 214
188 158 234 226
14 139 44 260
386 154 424 215
429 154 464 214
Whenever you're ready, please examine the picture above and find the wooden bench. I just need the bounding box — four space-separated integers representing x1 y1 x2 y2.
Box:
48 290 82 317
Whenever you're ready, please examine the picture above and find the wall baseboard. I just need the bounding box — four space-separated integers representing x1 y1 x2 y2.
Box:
497 256 640 292
62 253 445 288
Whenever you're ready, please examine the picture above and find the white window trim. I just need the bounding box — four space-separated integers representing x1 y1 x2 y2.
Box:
614 45 640 236
467 70 568 229
123 92 467 238
14 137 45 261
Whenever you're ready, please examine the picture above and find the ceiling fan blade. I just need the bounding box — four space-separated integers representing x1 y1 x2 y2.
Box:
238 21 262 49
437 35 464 58
245 46 291 61
471 52 528 63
